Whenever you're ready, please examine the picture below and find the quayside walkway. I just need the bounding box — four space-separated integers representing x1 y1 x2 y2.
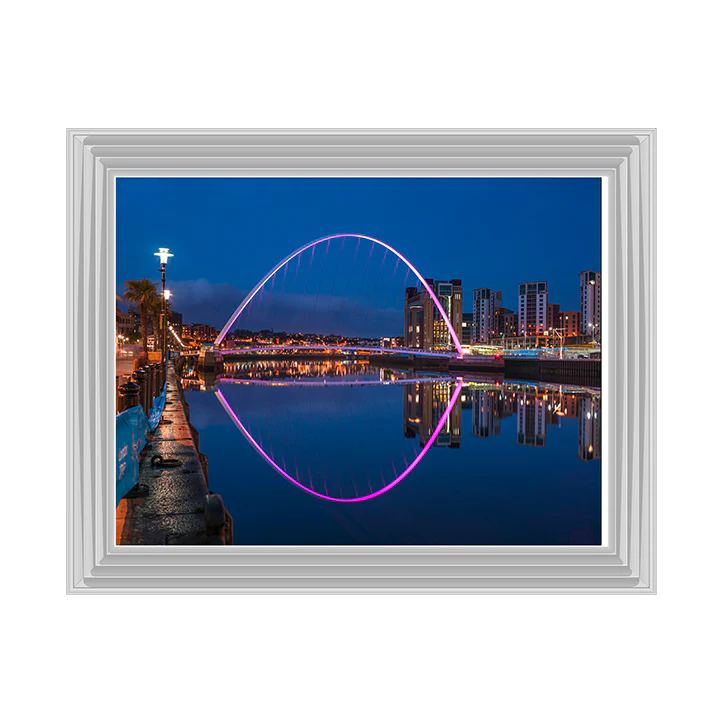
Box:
116 365 232 545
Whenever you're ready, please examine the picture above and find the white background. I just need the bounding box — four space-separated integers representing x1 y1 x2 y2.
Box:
2 1 720 721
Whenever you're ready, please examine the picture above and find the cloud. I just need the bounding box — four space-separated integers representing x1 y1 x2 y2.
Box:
167 278 404 337
168 278 249 328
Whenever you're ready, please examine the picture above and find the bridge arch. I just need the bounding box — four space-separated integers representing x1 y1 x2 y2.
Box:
214 233 464 357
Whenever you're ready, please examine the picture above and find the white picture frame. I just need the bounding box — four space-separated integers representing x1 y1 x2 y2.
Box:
67 128 655 593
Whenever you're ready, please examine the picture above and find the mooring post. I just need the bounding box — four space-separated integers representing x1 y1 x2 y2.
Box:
118 380 141 413
132 368 148 415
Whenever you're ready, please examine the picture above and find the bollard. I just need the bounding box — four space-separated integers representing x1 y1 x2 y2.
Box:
118 381 141 412
132 369 148 415
204 494 227 544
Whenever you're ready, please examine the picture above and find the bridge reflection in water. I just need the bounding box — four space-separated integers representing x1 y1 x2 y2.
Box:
179 358 602 545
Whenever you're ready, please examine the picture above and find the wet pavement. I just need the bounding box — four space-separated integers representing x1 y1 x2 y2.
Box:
116 366 209 545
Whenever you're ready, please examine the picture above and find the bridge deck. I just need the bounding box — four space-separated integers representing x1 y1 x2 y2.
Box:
182 345 457 358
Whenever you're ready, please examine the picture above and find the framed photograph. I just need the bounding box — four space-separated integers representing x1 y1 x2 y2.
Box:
67 128 655 593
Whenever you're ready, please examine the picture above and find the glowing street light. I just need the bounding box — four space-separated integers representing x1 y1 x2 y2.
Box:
154 247 174 265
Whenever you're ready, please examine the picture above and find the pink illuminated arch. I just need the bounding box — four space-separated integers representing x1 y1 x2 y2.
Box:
214 233 464 358
214 378 464 503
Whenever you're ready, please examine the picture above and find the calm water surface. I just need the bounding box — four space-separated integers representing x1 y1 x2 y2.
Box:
182 359 601 545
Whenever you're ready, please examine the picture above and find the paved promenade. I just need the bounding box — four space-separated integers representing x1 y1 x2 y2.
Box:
116 365 228 545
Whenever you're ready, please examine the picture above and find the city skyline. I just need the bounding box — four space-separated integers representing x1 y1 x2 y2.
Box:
117 177 601 335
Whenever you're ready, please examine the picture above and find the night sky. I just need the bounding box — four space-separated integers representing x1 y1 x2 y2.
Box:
116 177 601 337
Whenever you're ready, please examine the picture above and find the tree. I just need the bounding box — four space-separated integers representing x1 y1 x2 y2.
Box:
123 279 159 353
148 293 163 348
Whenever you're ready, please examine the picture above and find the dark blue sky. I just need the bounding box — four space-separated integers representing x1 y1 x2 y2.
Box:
116 177 600 336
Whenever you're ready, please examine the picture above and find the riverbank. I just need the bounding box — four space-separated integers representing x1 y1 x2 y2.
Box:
215 350 599 385
115 363 233 545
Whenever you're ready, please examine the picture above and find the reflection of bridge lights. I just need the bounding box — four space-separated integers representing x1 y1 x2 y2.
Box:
215 378 464 503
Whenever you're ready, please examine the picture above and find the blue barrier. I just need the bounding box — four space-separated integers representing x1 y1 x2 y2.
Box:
116 383 167 505
148 382 167 431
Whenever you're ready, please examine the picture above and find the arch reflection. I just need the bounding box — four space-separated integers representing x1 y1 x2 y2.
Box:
215 377 464 503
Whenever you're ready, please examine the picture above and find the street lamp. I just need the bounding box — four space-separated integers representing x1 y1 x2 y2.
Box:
548 327 564 359
154 247 173 373
163 289 173 349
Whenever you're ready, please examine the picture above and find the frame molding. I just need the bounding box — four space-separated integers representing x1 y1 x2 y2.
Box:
67 129 656 593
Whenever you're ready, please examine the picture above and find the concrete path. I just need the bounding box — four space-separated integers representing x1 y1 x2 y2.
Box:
116 366 218 545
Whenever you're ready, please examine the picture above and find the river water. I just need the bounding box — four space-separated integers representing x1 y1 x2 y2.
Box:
181 358 601 545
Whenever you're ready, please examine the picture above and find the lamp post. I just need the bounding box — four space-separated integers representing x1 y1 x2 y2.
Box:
154 247 173 375
163 288 172 350
548 327 564 359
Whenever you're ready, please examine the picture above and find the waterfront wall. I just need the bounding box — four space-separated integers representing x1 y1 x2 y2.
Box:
115 363 233 545
503 358 601 387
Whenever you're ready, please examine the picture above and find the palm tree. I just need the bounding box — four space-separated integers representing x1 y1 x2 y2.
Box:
148 293 163 348
123 279 159 353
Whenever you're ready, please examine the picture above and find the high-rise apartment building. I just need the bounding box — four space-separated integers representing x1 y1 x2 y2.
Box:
579 271 601 340
472 288 502 343
404 279 463 351
518 281 549 336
